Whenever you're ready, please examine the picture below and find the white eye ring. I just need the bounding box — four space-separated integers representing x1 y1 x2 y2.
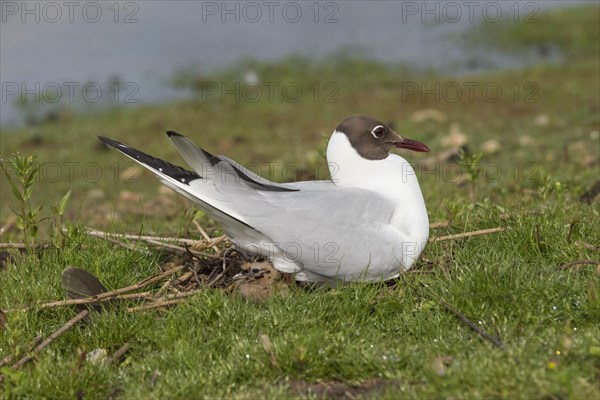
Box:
371 125 385 139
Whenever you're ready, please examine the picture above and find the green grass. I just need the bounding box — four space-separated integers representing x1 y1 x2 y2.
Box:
1 5 599 399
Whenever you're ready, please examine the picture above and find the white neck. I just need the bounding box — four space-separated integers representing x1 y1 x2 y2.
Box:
326 131 429 247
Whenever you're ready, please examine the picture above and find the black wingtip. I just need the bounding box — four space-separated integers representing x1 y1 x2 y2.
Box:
166 130 183 137
97 136 123 148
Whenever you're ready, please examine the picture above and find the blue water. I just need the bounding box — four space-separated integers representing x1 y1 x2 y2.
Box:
0 0 593 127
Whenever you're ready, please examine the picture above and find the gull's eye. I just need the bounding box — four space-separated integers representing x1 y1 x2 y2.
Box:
251 268 261 274
371 125 385 139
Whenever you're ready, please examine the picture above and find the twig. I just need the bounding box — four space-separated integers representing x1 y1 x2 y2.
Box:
0 334 43 368
0 242 53 250
106 342 130 365
574 241 599 252
192 219 220 253
153 268 194 298
189 235 227 253
174 271 194 286
127 298 188 313
558 259 600 271
440 301 504 349
566 220 584 243
138 238 219 259
83 227 228 256
83 228 199 246
208 247 234 287
209 235 227 246
430 227 505 242
191 264 203 287
85 265 185 301
3 266 186 314
154 289 204 303
82 228 219 259
5 291 157 313
11 310 90 369
96 235 151 255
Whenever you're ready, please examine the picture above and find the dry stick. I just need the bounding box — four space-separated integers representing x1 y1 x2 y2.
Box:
73 265 185 302
97 235 151 255
191 235 227 254
144 239 213 258
123 289 203 312
155 275 179 298
5 291 157 313
127 298 188 313
430 227 505 242
0 243 53 250
558 259 600 270
192 219 220 253
191 265 203 288
106 342 130 365
574 241 599 252
210 235 227 246
173 271 194 287
154 265 194 298
84 228 199 246
86 228 227 252
3 266 186 314
0 334 43 368
440 301 504 349
140 238 219 259
566 220 584 243
15 288 205 314
83 228 218 259
11 309 90 370
153 289 203 303
2 291 202 378
208 247 234 287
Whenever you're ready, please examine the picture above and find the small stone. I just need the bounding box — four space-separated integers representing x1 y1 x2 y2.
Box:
86 348 107 364
87 188 106 201
441 123 467 148
518 135 535 147
118 190 139 203
534 114 550 126
411 109 447 123
482 139 501 154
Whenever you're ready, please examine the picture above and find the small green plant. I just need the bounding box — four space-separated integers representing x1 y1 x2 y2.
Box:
538 175 565 200
1 148 72 249
50 190 72 248
0 148 44 247
459 148 483 201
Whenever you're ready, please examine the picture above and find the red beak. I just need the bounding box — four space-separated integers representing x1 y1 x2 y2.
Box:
394 137 430 152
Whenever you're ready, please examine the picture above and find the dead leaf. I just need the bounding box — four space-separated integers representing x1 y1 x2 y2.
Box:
431 356 454 376
62 267 108 299
260 334 279 368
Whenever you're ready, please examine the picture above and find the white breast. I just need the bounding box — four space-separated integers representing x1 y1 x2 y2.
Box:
326 131 429 264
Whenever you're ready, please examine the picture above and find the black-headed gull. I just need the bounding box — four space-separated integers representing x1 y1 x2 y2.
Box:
99 115 430 282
